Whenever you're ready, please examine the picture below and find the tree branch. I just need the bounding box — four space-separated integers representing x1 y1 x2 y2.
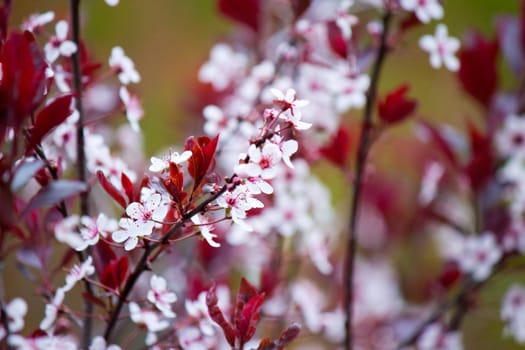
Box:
343 10 392 350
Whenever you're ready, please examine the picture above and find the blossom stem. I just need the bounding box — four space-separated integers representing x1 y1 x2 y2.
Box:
69 0 93 348
343 10 392 350
103 185 227 342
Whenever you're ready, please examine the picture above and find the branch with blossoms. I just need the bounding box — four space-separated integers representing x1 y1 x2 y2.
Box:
2 0 525 349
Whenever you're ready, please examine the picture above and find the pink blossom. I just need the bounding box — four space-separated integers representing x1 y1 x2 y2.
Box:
501 284 525 343
334 74 370 112
198 43 247 90
458 233 502 281
109 46 141 85
191 214 221 248
22 11 55 32
78 213 118 251
119 86 144 132
147 274 178 318
129 302 170 345
400 0 443 23
0 298 27 340
44 20 77 63
216 185 264 231
149 150 192 172
420 24 460 71
417 323 463 350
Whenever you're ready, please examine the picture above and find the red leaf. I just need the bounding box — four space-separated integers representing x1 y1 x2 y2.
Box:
457 31 498 107
277 323 301 347
26 94 74 154
121 172 134 203
22 180 87 215
185 135 219 190
327 21 348 59
319 126 351 168
464 121 494 191
0 31 48 130
218 0 261 33
92 240 117 277
97 171 127 208
399 13 422 33
290 0 311 19
234 278 265 343
378 84 417 125
437 260 461 290
206 284 237 346
100 256 129 291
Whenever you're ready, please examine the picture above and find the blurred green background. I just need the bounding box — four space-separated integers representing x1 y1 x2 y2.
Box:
9 1 524 349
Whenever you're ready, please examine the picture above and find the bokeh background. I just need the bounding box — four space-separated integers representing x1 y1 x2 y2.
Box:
8 1 524 349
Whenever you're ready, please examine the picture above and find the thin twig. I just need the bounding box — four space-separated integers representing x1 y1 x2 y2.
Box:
69 1 94 348
103 185 227 342
343 10 392 350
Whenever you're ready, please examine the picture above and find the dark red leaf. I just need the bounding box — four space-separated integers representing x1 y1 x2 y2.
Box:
22 180 87 215
256 338 276 350
100 256 129 291
234 278 264 343
97 171 127 209
92 240 118 277
218 0 261 33
399 12 422 33
457 31 498 107
121 172 134 203
11 158 44 192
437 260 461 290
464 121 494 191
277 323 301 346
26 94 74 154
237 293 265 342
378 84 417 125
327 20 348 59
206 284 237 346
0 31 48 131
319 126 351 168
290 0 311 19
185 135 219 190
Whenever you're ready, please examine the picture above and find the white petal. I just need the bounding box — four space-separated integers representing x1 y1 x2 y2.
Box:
55 20 68 40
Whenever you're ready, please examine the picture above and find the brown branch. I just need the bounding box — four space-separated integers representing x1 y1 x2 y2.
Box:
343 10 392 350
103 185 227 342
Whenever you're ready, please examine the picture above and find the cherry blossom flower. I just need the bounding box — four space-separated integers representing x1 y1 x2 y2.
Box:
64 256 95 291
419 24 460 71
400 0 444 23
0 298 27 340
458 233 502 281
109 46 141 85
501 284 525 343
78 213 118 251
125 193 168 234
89 336 121 350
44 20 77 63
22 11 55 32
147 274 177 318
216 185 264 231
495 114 525 158
112 218 141 251
417 323 463 350
333 74 370 112
191 214 221 248
198 43 248 90
270 88 309 117
236 142 282 180
149 150 192 172
9 334 77 350
419 162 445 205
129 302 170 346
119 86 144 132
